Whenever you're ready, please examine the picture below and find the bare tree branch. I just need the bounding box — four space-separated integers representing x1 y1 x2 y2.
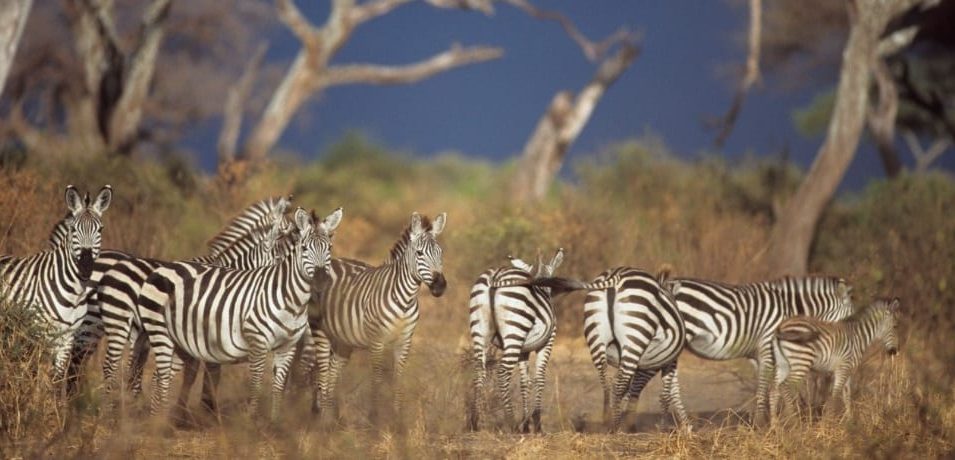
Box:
513 41 640 202
350 0 412 24
904 130 950 172
276 0 321 52
218 43 267 166
321 44 503 86
503 0 631 62
0 0 34 98
866 56 902 177
711 0 762 148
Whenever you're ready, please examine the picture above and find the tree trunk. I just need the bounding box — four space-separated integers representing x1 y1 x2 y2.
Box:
867 57 903 178
0 0 34 97
763 0 917 276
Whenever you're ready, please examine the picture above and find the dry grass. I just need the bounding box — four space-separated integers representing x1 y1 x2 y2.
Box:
1 139 953 458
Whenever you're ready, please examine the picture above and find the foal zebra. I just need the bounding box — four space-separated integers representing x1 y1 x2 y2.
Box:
771 297 900 421
308 212 447 424
467 248 564 433
0 185 112 382
532 267 687 431
138 207 341 419
661 275 856 424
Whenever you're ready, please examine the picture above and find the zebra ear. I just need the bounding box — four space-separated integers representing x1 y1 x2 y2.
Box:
430 212 447 236
91 185 112 215
549 248 565 271
294 207 312 235
65 185 84 216
888 297 901 312
321 207 343 234
410 212 423 236
837 279 852 299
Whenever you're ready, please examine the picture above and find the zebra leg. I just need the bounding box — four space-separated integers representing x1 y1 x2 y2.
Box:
127 327 150 398
827 368 851 420
324 351 349 424
173 356 201 427
467 335 489 431
368 342 387 425
270 345 297 422
496 344 522 431
591 346 613 428
101 317 132 400
66 326 101 398
246 343 269 418
659 361 690 430
609 364 637 432
201 363 222 416
390 332 416 430
619 368 655 431
529 332 556 434
518 356 531 433
753 341 776 426
840 376 852 420
310 328 332 416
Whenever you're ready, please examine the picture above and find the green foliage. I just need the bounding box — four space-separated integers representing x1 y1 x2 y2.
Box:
0 291 59 443
792 88 836 138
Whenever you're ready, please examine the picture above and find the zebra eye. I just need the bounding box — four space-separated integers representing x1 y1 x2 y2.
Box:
416 250 423 256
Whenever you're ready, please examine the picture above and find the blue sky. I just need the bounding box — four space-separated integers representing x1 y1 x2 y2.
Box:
189 1 953 190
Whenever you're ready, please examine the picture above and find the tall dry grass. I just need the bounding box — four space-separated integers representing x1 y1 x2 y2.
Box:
0 136 952 457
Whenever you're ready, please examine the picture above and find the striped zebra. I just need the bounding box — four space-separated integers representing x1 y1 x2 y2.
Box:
57 195 293 397
661 275 856 425
531 267 687 431
97 196 293 406
138 207 341 419
0 185 112 384
466 248 564 433
307 212 447 424
771 297 900 422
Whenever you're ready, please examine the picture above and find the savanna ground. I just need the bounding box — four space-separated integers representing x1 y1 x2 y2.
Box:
1 135 954 458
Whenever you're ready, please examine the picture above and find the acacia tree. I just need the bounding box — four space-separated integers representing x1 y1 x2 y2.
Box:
216 0 503 187
764 0 931 276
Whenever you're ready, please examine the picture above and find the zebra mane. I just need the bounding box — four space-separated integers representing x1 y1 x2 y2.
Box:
46 212 74 249
762 275 846 293
206 196 291 257
388 215 432 262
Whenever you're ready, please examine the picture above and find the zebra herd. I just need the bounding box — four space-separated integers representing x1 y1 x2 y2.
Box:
467 254 901 432
0 185 901 434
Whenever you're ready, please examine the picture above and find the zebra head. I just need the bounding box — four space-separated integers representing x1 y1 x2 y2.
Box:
64 185 111 281
825 278 855 321
408 212 447 297
878 297 901 356
293 207 342 279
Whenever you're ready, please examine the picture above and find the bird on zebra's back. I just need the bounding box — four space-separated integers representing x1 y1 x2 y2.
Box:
136 206 341 421
466 248 564 433
528 266 687 432
0 185 112 391
97 199 294 416
658 273 856 426
771 297 901 423
307 211 447 427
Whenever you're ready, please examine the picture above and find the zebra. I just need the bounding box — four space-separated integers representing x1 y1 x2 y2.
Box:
466 248 564 433
307 211 447 425
57 195 293 397
771 297 900 422
0 185 112 385
97 196 293 407
660 275 856 425
530 267 687 431
137 207 341 420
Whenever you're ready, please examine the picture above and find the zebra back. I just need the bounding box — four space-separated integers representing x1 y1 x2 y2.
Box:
205 195 292 258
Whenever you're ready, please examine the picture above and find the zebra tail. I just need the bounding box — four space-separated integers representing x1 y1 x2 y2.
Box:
528 276 613 295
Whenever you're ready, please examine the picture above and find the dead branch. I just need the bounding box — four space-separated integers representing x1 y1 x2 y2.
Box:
320 44 503 86
503 0 631 62
904 130 950 172
711 0 762 147
513 41 640 202
866 56 902 177
218 43 267 166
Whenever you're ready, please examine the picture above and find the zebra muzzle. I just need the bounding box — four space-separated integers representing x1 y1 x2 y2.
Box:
429 273 447 297
77 250 95 281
